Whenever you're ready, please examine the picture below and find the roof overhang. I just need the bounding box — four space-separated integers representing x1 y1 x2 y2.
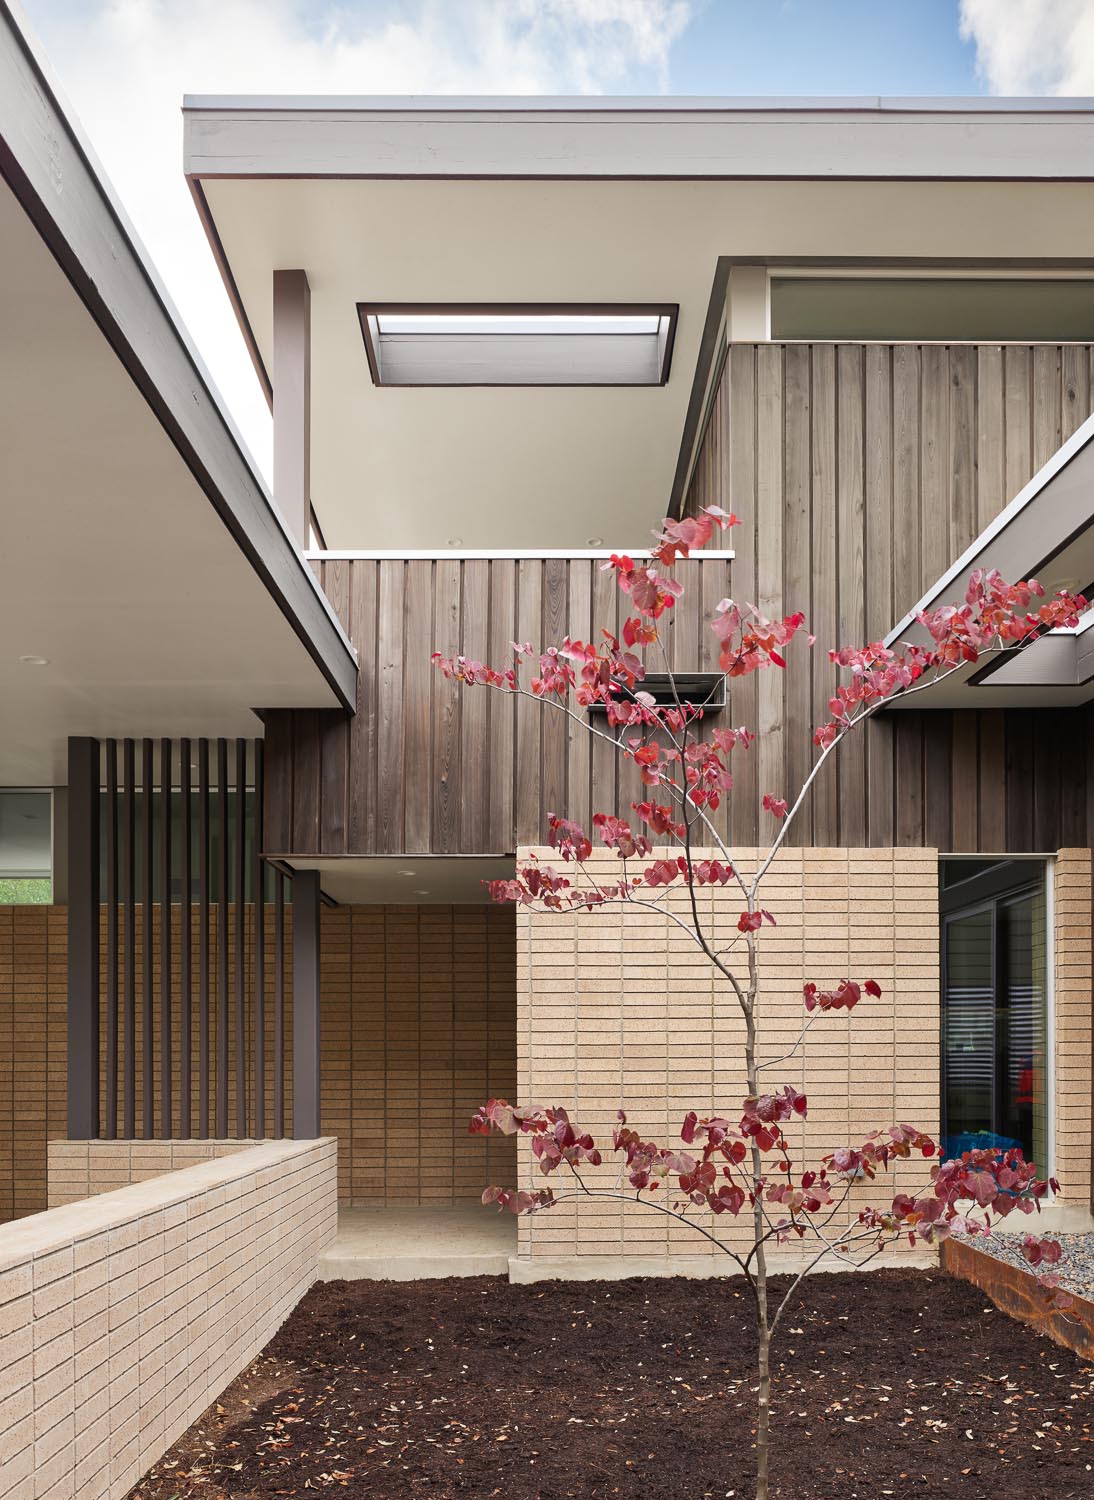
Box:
884 411 1094 709
0 4 357 784
183 96 1094 552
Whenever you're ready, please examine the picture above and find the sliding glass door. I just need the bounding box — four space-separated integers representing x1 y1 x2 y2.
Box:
940 859 1049 1171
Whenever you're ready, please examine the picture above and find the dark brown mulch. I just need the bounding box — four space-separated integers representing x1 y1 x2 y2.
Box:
129 1270 1094 1500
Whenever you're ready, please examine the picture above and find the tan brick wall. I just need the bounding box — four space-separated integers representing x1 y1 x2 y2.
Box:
320 904 517 1206
1053 850 1093 1208
0 906 67 1220
515 847 943 1264
0 905 292 1223
46 1140 256 1208
0 1136 337 1500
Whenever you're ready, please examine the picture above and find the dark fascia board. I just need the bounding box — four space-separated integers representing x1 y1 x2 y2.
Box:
357 301 678 389
0 2 356 712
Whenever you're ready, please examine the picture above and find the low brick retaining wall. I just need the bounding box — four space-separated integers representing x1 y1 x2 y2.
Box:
941 1236 1094 1361
0 1136 337 1499
47 1139 258 1206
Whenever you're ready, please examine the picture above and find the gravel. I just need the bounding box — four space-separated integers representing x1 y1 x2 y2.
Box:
973 1229 1094 1299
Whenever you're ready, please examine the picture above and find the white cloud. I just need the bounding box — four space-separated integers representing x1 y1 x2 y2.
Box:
21 0 695 479
960 0 1094 94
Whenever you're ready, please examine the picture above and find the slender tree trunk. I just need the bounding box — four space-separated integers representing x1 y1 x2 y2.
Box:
745 981 771 1500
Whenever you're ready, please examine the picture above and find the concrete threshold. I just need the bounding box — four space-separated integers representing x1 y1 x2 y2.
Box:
318 1205 517 1281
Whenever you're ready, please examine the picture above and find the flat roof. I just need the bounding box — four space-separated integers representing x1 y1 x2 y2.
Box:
184 94 1094 114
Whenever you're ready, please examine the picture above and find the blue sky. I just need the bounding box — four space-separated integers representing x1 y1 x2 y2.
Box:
17 0 1088 474
669 1 980 96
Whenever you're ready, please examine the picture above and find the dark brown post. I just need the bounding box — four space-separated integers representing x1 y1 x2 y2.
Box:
104 740 118 1139
292 868 321 1138
234 738 247 1136
159 738 172 1135
216 739 229 1136
180 737 192 1136
273 268 312 549
273 870 285 1137
142 738 154 1136
122 739 136 1136
66 737 100 1139
253 740 265 1137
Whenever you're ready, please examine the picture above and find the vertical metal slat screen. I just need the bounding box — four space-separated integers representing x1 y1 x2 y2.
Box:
84 736 291 1141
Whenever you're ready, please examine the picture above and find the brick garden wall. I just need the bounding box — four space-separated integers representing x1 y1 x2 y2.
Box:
0 1137 336 1499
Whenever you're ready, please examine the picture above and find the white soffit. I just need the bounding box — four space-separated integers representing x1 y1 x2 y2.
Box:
185 99 1094 551
0 175 344 785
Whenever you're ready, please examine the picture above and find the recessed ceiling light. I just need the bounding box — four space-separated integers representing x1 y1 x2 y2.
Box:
359 305 677 387
399 869 416 876
447 537 463 547
415 889 430 895
586 536 604 547
18 655 49 666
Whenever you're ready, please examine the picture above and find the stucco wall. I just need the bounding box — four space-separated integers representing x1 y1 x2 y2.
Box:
0 1137 336 1500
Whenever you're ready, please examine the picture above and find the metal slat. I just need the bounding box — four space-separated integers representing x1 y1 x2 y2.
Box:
159 738 172 1136
274 871 285 1137
65 739 100 1139
234 738 247 1136
216 739 229 1136
198 739 210 1138
141 738 154 1137
122 739 136 1137
104 741 118 1139
180 738 192 1137
253 740 265 1137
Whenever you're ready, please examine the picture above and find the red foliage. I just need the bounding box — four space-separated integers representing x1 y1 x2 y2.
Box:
435 506 1083 1496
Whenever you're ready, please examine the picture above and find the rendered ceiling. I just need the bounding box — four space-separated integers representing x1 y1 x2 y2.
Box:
198 173 1094 550
0 177 344 786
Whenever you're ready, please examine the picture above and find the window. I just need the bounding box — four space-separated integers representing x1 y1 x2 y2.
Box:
940 858 1049 1171
586 671 726 714
358 304 677 387
771 277 1094 343
0 790 52 903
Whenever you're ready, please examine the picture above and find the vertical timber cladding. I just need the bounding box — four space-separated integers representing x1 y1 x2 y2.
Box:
683 342 1094 850
66 738 294 1148
265 554 731 857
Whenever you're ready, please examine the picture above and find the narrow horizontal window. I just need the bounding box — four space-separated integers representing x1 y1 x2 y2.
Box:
587 671 726 714
358 304 677 387
771 276 1094 343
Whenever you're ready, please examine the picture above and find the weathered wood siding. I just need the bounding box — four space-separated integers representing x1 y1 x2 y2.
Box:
267 342 1094 857
684 342 1094 851
264 554 731 856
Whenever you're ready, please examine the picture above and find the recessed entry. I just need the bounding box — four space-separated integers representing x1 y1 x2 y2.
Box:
357 303 677 388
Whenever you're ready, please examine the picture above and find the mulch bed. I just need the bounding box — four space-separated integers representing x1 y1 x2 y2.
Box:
129 1270 1094 1500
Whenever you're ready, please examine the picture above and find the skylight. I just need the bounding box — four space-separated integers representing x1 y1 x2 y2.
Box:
358 304 677 387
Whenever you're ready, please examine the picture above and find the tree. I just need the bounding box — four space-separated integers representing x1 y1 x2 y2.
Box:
433 508 1083 1500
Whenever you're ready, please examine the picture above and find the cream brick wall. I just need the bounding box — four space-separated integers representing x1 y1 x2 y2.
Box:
515 847 942 1266
0 1137 336 1500
46 1140 258 1208
1053 850 1093 1208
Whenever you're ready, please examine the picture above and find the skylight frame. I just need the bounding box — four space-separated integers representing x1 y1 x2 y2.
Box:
357 302 679 389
